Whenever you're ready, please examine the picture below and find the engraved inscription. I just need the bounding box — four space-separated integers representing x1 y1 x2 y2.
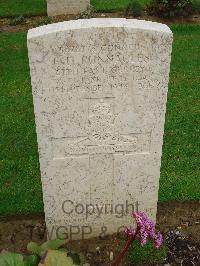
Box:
52 98 151 158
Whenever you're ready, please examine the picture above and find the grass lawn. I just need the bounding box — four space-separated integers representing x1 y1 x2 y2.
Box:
0 25 200 214
92 0 149 12
0 0 150 18
0 0 47 18
0 0 199 17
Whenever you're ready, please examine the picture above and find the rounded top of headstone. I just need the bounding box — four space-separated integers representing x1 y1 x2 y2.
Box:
28 18 172 40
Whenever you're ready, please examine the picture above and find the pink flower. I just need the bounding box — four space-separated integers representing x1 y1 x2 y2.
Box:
140 226 148 246
125 227 136 236
154 232 163 249
126 211 163 248
113 212 163 266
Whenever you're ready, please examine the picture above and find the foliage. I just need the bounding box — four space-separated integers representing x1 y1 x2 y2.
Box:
39 250 76 266
128 240 167 265
0 238 82 266
126 0 144 16
67 251 81 265
9 15 25 25
28 238 81 265
192 0 200 12
24 255 40 266
92 0 149 12
0 252 24 266
79 5 95 19
148 0 193 17
0 252 39 266
0 0 198 17
27 238 66 256
0 0 150 17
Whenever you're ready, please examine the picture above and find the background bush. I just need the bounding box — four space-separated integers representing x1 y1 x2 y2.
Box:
148 0 193 17
126 0 144 16
192 0 200 13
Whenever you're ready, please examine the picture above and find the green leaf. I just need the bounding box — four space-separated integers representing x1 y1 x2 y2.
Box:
41 239 66 252
0 252 24 266
68 252 81 265
58 248 68 252
24 255 40 266
27 242 42 256
27 238 66 256
43 250 75 266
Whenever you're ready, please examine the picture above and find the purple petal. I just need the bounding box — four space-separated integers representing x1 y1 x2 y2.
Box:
125 227 136 236
154 232 163 249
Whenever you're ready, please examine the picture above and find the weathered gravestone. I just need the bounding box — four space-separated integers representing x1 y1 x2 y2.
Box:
28 19 173 240
47 0 90 16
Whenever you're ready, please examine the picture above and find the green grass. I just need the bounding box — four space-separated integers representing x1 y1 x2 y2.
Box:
128 240 167 265
0 0 199 17
0 0 150 18
92 0 149 12
0 25 200 214
0 0 47 18
0 33 43 213
159 25 200 201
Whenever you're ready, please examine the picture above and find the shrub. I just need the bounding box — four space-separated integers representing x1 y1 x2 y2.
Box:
126 0 144 17
148 0 193 17
192 0 200 13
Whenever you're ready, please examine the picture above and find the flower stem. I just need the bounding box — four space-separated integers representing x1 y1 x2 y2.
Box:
111 228 138 266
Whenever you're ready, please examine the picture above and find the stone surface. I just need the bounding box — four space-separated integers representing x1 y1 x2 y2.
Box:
27 18 173 240
47 0 90 16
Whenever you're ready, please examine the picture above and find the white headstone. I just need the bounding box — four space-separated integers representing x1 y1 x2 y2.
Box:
47 0 90 16
28 19 173 240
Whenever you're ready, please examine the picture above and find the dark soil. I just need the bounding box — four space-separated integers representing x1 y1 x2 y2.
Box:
0 12 200 33
0 201 199 265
